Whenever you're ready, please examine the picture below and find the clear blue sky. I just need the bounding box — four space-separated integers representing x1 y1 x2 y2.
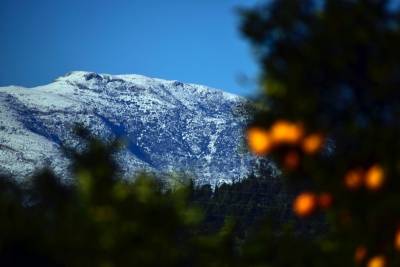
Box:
0 0 261 96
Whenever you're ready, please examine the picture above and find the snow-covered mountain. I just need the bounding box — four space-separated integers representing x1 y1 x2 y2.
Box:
0 71 269 184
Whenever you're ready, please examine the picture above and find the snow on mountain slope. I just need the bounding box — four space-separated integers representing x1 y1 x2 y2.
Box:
0 71 268 184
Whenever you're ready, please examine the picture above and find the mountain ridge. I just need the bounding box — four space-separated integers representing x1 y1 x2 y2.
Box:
0 71 273 184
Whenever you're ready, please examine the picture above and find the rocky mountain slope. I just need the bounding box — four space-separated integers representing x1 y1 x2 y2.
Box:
0 71 271 184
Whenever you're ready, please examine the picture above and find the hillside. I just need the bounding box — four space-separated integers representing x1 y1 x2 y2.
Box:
0 71 273 184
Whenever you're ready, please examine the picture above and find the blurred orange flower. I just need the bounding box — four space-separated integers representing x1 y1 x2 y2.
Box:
365 164 385 191
318 193 333 209
394 228 400 251
367 255 386 267
271 120 303 144
344 169 364 190
246 127 272 155
302 133 324 154
293 192 317 218
284 151 300 170
354 246 367 264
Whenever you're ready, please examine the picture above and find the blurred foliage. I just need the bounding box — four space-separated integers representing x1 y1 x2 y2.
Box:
0 130 324 267
241 0 400 266
1 132 201 267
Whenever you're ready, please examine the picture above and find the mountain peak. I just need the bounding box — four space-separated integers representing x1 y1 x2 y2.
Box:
52 71 241 102
0 72 270 184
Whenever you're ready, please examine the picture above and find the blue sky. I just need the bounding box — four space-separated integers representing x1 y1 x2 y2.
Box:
0 0 261 96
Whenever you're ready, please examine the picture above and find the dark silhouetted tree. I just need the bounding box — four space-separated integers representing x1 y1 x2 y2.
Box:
241 0 400 266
